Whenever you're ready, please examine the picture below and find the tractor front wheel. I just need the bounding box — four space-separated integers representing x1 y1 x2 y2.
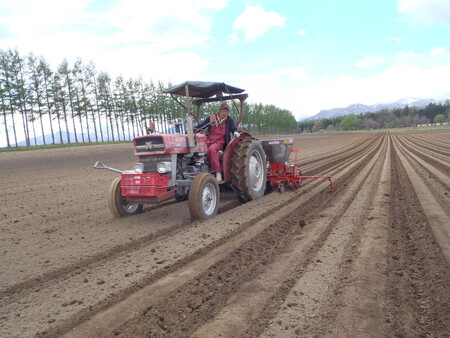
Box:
188 173 220 220
108 177 143 217
231 138 267 202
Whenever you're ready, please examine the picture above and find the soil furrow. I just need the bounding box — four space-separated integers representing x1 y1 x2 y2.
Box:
396 133 450 170
299 133 380 171
192 134 388 337
2 135 380 337
59 133 383 337
392 135 450 262
1 130 449 338
405 132 450 150
402 134 450 158
394 137 450 215
385 137 450 337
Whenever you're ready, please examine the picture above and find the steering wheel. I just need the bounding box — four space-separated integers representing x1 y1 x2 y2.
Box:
194 126 209 136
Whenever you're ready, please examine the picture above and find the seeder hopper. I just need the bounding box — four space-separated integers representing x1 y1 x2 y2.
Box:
261 138 334 193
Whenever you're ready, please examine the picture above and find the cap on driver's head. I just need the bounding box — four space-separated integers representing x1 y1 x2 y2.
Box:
219 103 230 111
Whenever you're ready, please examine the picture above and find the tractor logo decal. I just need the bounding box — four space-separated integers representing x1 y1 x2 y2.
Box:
136 142 165 151
145 141 153 150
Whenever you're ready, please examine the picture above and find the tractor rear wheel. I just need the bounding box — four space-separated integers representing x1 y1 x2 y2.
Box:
108 177 143 217
188 173 220 220
231 138 267 203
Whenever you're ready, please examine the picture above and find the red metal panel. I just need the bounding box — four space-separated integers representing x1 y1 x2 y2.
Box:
125 190 176 204
133 133 208 156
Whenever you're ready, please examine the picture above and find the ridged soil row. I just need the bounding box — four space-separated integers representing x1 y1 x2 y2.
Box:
297 133 384 195
392 134 450 215
63 134 385 337
384 134 450 337
406 131 450 149
193 133 386 337
289 134 372 166
0 214 193 300
254 134 390 337
402 132 450 155
298 133 381 172
2 135 383 338
395 133 450 170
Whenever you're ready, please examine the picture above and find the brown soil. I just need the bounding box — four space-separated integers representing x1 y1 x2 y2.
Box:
0 130 449 337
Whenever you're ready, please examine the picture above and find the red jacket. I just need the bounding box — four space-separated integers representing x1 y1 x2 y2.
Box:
195 114 238 146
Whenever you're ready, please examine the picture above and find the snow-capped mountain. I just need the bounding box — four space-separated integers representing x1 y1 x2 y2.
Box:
303 97 445 121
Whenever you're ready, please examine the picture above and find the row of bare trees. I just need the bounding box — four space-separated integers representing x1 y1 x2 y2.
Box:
0 48 298 148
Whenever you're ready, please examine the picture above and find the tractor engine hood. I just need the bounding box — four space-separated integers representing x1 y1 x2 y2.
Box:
133 134 208 156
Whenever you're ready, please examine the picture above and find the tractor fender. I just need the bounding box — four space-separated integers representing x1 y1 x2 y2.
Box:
222 132 252 181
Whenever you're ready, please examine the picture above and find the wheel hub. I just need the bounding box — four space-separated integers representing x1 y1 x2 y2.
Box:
202 183 217 215
120 196 141 213
249 152 264 190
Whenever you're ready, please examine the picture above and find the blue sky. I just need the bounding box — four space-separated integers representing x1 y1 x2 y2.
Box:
1 0 450 119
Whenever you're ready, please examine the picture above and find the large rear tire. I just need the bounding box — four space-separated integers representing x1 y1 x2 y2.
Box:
231 138 267 202
108 177 143 217
188 173 220 220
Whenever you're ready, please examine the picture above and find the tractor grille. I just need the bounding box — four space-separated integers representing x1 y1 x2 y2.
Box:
140 154 172 173
135 136 165 154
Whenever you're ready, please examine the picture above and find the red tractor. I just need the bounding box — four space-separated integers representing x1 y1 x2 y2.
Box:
94 81 334 220
94 81 267 220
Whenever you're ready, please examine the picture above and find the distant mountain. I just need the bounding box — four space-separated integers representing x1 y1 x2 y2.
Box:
303 97 446 121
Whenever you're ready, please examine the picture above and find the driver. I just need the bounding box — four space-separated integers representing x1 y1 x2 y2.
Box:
195 103 240 182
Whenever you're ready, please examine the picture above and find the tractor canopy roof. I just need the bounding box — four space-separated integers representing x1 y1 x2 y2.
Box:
164 81 245 99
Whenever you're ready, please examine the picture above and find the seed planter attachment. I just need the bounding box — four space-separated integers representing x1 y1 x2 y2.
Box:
260 139 334 192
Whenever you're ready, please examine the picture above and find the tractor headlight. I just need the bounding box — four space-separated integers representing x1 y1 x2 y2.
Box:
157 161 172 173
133 163 144 173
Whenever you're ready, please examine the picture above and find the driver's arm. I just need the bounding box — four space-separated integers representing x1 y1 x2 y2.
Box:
194 116 211 131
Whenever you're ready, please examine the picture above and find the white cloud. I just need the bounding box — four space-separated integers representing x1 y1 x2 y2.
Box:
397 50 418 57
355 55 385 68
102 0 226 50
232 4 286 41
0 0 91 28
192 0 228 10
98 48 210 83
298 29 307 36
429 46 448 55
351 64 450 103
1 0 227 52
0 0 224 81
237 59 450 119
397 0 450 25
227 32 240 43
392 47 450 67
392 50 418 65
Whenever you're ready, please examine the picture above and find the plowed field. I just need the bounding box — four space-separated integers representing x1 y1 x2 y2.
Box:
1 130 449 337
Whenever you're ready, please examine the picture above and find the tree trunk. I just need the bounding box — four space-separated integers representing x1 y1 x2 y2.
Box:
1 99 11 147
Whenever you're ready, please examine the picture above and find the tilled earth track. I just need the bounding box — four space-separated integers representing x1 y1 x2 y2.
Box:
0 130 448 337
